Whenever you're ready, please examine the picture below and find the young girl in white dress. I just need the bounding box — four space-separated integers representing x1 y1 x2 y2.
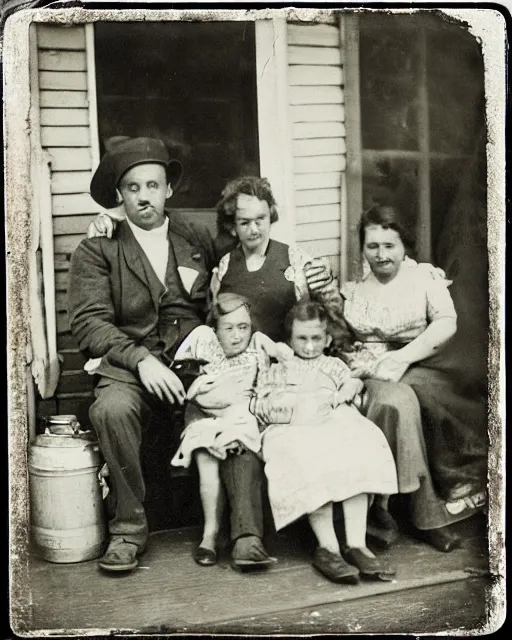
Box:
252 300 398 583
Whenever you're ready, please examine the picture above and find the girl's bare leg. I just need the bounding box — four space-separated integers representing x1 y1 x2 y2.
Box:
195 450 224 551
308 502 341 554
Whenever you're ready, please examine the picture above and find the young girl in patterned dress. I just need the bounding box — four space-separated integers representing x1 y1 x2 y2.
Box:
252 300 398 583
170 292 291 565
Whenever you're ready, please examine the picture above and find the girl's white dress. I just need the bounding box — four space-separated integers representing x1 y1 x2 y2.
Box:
254 355 398 531
170 326 267 468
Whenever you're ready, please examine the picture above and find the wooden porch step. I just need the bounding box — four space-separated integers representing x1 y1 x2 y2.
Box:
27 516 489 634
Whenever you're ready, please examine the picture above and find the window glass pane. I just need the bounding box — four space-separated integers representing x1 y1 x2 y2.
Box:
359 18 421 151
95 22 259 208
362 154 420 257
427 27 484 155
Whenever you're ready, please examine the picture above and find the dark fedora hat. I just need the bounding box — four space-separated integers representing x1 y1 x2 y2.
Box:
90 136 183 209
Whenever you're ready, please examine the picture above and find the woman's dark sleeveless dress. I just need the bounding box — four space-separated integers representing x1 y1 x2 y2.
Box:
218 240 297 342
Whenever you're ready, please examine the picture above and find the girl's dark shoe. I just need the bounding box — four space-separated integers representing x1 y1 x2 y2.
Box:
194 546 217 566
312 547 360 584
414 527 462 553
343 547 396 581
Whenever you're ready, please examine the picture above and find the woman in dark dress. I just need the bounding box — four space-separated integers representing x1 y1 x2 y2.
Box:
211 176 337 340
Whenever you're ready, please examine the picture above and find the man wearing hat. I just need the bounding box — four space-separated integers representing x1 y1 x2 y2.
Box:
68 137 274 573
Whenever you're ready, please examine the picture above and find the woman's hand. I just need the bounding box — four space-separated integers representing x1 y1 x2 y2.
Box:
336 378 364 405
304 257 333 292
373 352 410 382
87 212 117 239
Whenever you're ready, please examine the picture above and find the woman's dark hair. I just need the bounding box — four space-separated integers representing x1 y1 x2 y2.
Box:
216 176 279 236
284 300 329 339
209 292 252 329
358 205 415 253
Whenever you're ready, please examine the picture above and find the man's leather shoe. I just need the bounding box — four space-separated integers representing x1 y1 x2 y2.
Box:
231 535 276 570
194 546 217 567
98 538 142 572
312 547 360 584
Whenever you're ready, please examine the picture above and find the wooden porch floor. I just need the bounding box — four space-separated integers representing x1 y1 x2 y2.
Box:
26 515 490 635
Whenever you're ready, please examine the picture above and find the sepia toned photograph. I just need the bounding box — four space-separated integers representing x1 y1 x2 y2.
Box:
4 3 506 636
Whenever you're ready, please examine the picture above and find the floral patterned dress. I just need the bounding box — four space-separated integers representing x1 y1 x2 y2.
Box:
170 326 267 467
340 261 487 513
253 354 398 531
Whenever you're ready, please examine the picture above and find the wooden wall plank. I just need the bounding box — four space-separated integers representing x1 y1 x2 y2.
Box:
52 213 93 235
294 154 346 174
293 137 346 157
41 108 89 126
288 45 342 66
295 188 341 208
54 234 85 253
40 90 88 108
37 25 86 50
293 121 345 139
287 23 339 47
289 85 343 105
56 311 70 334
288 65 343 86
297 237 340 257
41 126 90 147
39 71 88 91
51 171 92 195
296 220 341 242
47 147 92 171
294 172 341 191
291 104 345 123
52 193 98 216
39 49 87 71
55 270 70 292
296 203 341 224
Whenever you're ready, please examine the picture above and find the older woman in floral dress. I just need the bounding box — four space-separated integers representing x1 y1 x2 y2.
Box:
328 205 487 552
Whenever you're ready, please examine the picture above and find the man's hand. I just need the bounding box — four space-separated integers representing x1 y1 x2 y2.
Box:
137 354 186 404
336 378 364 405
373 353 410 383
304 257 333 292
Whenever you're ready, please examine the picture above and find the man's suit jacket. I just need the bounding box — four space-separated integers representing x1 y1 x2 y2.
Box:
68 210 220 384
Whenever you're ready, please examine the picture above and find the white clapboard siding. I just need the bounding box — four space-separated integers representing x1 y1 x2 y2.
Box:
297 238 340 257
54 234 85 254
289 85 343 105
295 188 340 208
47 147 92 171
296 203 341 224
41 126 91 147
287 20 345 274
39 50 87 71
293 121 345 139
291 104 345 122
37 25 86 50
51 172 92 195
52 193 98 216
288 45 341 66
52 214 95 235
40 90 88 108
294 172 341 191
39 71 88 91
288 65 343 86
293 137 345 157
41 108 89 126
287 23 339 47
296 221 340 242
294 155 346 174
